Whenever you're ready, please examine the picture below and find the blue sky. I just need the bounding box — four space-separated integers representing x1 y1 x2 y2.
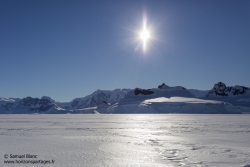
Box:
1 0 250 102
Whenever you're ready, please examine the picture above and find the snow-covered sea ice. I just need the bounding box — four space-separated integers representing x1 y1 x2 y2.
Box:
0 114 250 167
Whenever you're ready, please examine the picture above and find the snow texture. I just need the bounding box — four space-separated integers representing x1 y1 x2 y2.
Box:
0 114 249 167
188 89 209 97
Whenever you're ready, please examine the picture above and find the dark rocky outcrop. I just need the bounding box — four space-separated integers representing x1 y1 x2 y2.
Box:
206 82 250 97
158 83 166 89
134 88 154 95
21 97 39 106
102 101 108 104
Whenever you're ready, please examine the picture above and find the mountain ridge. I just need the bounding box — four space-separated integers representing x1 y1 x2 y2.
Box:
1 82 249 114
205 82 250 97
107 83 245 114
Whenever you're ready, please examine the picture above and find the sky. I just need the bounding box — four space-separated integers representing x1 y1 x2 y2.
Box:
0 0 250 102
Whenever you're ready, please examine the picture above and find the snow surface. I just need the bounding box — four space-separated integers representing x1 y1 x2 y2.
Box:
108 95 245 114
144 97 223 104
0 114 249 167
188 89 209 97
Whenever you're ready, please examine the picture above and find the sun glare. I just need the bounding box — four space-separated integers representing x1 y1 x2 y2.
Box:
138 17 151 52
140 29 150 42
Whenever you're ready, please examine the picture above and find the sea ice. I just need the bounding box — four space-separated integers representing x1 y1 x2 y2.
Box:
0 114 249 167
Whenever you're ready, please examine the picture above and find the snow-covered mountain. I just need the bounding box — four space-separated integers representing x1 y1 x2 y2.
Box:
107 83 245 114
0 89 131 114
108 97 242 114
0 96 66 114
201 82 250 107
205 82 250 97
58 88 131 110
1 82 249 114
0 97 15 105
0 97 15 112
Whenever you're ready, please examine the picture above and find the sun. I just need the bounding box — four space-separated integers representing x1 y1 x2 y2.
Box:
140 29 150 42
138 18 151 52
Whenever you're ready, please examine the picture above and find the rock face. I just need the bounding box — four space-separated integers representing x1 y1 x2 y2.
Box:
134 88 154 95
96 101 110 113
158 83 186 90
205 82 250 97
201 82 250 108
158 83 166 89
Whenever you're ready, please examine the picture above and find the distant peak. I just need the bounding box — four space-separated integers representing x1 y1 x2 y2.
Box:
214 82 226 87
41 96 53 100
206 82 250 97
158 83 170 89
158 83 166 89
